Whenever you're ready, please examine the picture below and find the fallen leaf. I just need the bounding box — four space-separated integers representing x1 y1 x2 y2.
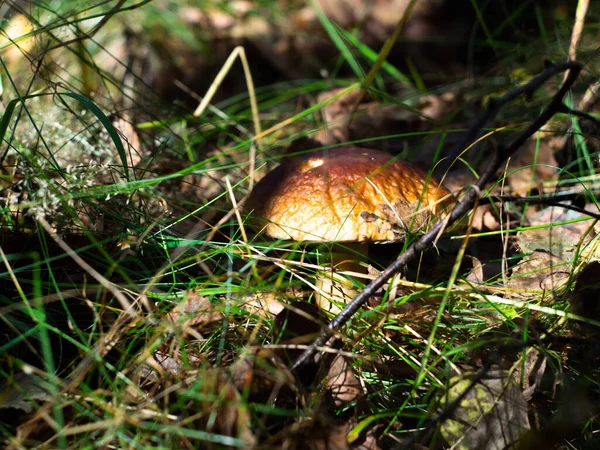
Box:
148 349 203 377
325 354 362 407
165 290 223 328
188 372 257 447
241 291 288 318
230 348 300 407
471 204 503 231
0 372 52 414
268 416 351 450
313 87 417 146
517 206 598 261
507 139 559 196
512 347 547 402
507 250 569 293
418 91 462 121
465 255 484 284
438 370 530 450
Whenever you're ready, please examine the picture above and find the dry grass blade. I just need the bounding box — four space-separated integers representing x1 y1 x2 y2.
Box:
568 0 589 66
224 175 248 243
192 46 261 189
36 215 138 317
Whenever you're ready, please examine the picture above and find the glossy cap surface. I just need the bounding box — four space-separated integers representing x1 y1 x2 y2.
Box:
247 147 454 242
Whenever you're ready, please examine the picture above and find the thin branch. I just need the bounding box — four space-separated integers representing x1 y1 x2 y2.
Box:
440 60 580 174
291 61 582 371
557 103 600 127
483 194 600 220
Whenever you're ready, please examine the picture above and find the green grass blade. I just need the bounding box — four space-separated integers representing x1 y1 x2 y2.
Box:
57 92 130 181
310 0 364 79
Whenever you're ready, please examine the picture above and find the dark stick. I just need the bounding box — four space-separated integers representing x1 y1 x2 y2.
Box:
291 61 582 371
557 103 600 127
484 194 600 220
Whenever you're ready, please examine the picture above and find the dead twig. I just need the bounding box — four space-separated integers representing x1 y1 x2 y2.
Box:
482 194 600 220
291 61 583 371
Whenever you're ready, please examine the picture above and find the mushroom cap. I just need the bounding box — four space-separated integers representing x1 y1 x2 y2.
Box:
247 147 454 243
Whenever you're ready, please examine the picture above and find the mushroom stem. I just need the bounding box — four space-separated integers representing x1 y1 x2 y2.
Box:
314 242 369 313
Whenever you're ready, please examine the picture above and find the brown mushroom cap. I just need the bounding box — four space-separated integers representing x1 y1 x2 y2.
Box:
247 147 454 243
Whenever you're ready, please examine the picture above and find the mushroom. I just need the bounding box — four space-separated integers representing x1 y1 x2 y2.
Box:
246 146 454 311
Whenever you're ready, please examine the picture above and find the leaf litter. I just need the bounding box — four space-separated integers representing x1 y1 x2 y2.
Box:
2 1 600 449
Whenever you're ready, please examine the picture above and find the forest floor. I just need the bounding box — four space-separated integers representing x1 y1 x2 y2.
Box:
1 1 600 449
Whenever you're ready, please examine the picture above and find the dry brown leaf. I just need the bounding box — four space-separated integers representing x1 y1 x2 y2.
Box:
325 355 362 407
241 291 288 318
464 255 484 284
418 91 461 121
517 206 599 261
438 370 530 450
470 204 503 231
0 372 52 415
270 416 351 450
165 290 223 328
442 169 504 232
507 139 559 196
313 88 417 146
230 348 300 407
512 348 547 402
190 372 257 448
139 349 203 381
507 250 569 293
